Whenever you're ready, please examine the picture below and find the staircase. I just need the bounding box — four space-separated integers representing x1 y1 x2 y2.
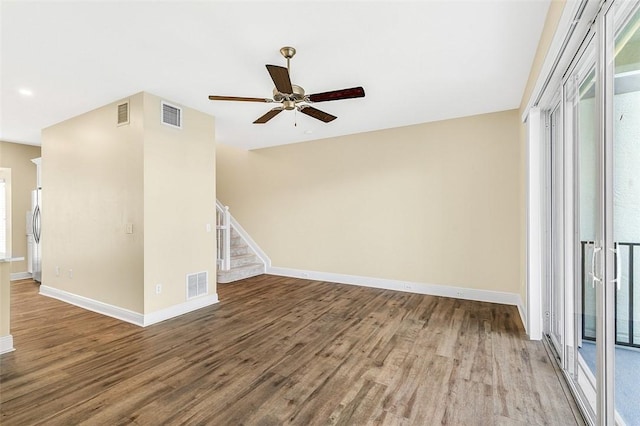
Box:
216 201 266 284
217 227 265 283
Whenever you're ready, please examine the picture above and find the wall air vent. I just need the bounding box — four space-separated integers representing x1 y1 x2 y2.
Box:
161 101 182 128
186 271 208 299
117 102 129 126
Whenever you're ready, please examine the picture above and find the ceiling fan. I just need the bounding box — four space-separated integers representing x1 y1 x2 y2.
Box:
208 46 365 124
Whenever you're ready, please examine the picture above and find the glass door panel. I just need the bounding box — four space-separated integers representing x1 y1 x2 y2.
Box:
565 42 599 421
549 102 565 359
611 3 640 424
577 64 599 417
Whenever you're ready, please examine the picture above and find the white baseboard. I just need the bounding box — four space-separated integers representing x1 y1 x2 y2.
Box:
0 334 15 355
40 285 145 326
268 266 524 312
10 272 32 281
143 294 219 326
39 285 219 327
517 300 528 336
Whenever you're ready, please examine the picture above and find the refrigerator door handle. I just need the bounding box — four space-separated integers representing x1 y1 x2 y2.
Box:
33 205 41 244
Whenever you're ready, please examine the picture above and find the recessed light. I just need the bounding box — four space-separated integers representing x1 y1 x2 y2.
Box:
304 129 314 134
18 88 33 96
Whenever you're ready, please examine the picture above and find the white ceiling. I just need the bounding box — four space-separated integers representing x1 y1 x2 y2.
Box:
1 1 550 150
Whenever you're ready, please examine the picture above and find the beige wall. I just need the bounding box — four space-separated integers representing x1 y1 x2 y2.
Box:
518 1 567 305
1 261 11 338
0 168 12 338
0 142 42 273
142 93 216 314
42 94 145 312
218 110 521 293
41 92 216 316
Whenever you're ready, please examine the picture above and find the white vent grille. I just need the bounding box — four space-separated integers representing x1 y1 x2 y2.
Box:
161 101 182 128
186 271 208 299
117 102 129 125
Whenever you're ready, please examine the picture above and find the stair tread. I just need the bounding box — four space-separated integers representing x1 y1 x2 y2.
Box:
217 262 264 283
230 253 257 260
221 262 263 272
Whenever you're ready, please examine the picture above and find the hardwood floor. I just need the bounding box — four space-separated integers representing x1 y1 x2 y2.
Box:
1 276 581 425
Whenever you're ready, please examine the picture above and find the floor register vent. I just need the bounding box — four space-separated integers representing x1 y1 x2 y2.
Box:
187 271 208 299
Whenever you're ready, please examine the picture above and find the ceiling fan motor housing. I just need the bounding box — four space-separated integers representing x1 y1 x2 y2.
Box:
272 85 305 103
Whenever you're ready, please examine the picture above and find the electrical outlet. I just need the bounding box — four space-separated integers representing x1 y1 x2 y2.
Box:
206 223 212 232
125 223 133 234
69 269 73 279
55 266 60 277
456 291 463 297
404 283 412 290
155 284 162 294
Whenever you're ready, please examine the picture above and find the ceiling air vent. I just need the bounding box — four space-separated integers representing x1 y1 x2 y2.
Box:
186 271 208 299
161 101 182 128
117 102 129 126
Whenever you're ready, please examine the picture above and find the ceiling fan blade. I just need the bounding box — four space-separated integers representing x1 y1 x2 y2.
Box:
299 106 337 123
308 86 365 103
253 107 284 124
208 95 271 103
266 65 293 94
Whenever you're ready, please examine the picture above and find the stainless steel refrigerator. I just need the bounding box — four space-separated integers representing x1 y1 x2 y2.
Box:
27 188 42 282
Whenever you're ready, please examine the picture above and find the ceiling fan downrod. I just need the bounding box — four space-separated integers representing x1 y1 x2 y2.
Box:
280 46 296 74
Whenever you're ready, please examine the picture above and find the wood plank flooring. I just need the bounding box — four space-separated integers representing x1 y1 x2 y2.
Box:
1 276 581 425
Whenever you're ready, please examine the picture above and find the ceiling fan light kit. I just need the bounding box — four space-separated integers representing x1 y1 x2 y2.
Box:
208 46 365 124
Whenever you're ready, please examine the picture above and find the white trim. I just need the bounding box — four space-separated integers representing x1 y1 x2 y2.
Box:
143 293 218 327
0 335 14 355
39 285 219 327
268 266 524 315
10 271 32 281
527 107 545 340
517 302 527 334
40 285 145 326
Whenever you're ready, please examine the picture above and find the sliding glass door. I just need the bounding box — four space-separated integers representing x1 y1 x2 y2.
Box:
548 1 640 424
608 3 640 425
547 100 565 360
565 40 599 420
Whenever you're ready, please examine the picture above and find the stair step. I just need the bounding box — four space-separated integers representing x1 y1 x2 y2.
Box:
230 245 250 256
230 238 246 249
230 253 259 268
217 263 264 284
